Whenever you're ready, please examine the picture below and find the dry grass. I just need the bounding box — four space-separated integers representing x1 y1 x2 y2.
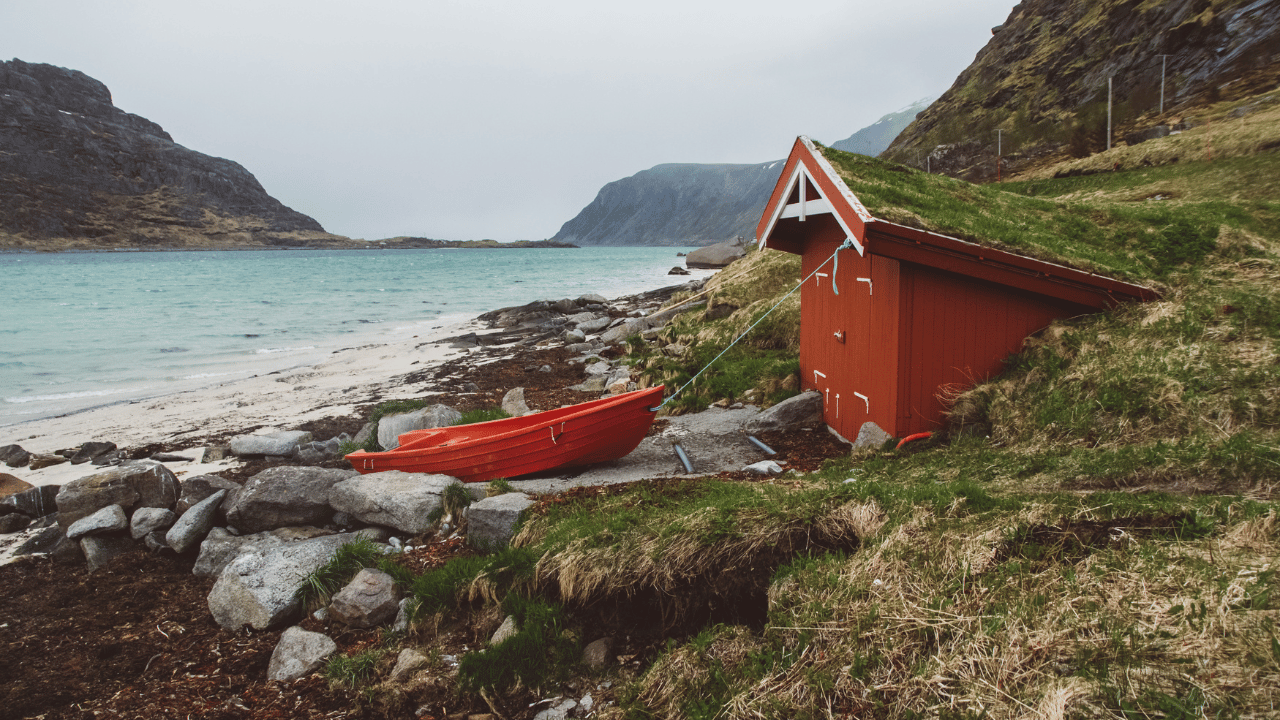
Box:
1016 93 1280 186
664 246 803 351
692 504 1280 719
514 488 882 608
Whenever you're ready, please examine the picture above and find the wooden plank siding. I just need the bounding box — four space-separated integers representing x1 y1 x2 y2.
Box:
894 264 1090 435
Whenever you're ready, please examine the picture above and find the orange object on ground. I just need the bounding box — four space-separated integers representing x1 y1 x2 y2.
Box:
345 385 664 483
895 431 932 450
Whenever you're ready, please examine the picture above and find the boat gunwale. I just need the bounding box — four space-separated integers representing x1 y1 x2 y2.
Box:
346 385 665 461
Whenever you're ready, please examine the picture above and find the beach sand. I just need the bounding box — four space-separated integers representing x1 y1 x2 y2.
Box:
1 315 488 488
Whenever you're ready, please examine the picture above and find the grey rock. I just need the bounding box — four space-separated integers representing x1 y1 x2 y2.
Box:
0 513 31 533
565 311 597 325
563 328 586 344
207 532 361 630
193 525 333 577
1125 124 1171 146
69 441 117 465
743 391 823 433
352 422 376 449
744 460 783 476
377 405 462 451
607 368 632 387
224 466 356 533
854 421 893 449
56 460 179 529
704 301 738 320
534 698 578 720
29 453 68 470
584 360 612 376
329 471 461 535
229 430 313 457
583 637 614 669
352 525 391 542
130 506 177 539
295 445 327 465
467 492 536 550
565 342 594 353
149 452 194 463
166 489 227 553
501 386 532 417
600 318 646 345
388 648 429 683
391 597 414 633
143 530 170 552
66 504 128 539
176 474 240 514
81 534 134 571
570 376 608 393
200 446 231 462
552 298 577 314
267 626 337 682
1 484 60 518
490 615 518 645
577 317 612 334
13 525 64 556
329 568 401 628
0 444 31 468
577 293 607 304
668 265 691 275
686 239 747 268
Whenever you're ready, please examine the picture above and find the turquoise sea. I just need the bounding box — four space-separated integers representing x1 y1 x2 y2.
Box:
0 247 699 428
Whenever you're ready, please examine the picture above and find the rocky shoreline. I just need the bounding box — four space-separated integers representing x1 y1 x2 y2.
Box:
0 272 858 719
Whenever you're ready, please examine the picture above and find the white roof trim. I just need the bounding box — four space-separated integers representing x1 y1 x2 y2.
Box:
801 136 874 223
758 136 866 255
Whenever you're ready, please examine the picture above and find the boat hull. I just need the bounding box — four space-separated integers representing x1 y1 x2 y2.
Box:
345 385 664 482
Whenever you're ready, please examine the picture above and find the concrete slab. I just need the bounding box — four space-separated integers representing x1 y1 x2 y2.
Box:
507 405 768 494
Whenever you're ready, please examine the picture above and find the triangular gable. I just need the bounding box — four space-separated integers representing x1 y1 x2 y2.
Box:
757 136 872 256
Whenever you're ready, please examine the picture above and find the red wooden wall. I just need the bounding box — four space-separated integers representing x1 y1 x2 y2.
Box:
798 235 1091 439
797 222 901 442
893 264 1088 435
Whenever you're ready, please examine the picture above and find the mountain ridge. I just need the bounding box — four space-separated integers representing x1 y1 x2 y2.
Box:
0 58 351 251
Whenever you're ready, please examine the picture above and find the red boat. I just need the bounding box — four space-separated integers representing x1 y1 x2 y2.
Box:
345 385 664 483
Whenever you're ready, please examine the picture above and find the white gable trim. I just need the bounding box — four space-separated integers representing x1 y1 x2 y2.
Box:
757 137 866 255
780 197 833 219
802 136 874 224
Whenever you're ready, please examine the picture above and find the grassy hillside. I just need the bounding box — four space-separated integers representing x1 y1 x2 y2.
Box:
883 0 1280 181
306 91 1280 718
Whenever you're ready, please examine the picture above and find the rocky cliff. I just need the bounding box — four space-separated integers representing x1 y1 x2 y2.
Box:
0 59 349 250
550 162 784 247
883 0 1280 180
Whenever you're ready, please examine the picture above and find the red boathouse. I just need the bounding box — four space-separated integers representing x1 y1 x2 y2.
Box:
756 137 1158 442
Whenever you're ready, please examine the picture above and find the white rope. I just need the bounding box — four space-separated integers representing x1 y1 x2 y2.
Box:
652 240 855 411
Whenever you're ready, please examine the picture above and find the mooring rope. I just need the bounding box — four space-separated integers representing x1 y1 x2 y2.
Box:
650 239 857 412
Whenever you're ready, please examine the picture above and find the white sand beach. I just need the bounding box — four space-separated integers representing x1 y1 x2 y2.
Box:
1 315 489 488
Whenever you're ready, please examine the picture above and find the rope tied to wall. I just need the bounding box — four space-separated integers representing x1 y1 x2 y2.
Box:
650 238 857 412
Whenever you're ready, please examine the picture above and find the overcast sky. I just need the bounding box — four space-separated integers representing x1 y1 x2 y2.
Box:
3 0 1015 241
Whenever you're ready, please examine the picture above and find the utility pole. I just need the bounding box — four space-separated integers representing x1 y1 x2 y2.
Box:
996 129 1003 180
1107 76 1113 152
1158 55 1170 114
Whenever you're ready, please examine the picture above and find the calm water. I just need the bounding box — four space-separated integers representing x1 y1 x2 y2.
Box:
0 247 699 427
